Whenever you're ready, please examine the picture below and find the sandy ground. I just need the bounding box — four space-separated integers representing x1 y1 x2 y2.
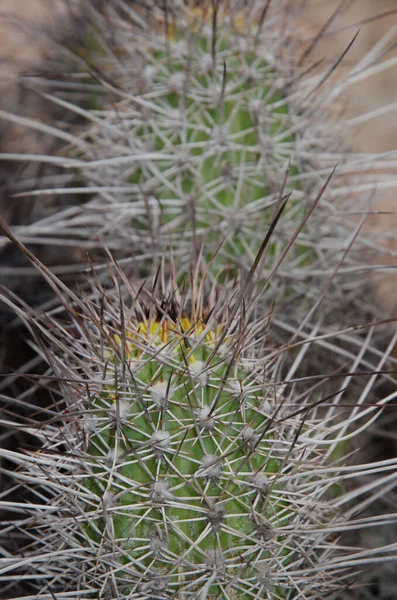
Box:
0 0 82 71
0 0 81 143
302 0 397 152
0 0 396 312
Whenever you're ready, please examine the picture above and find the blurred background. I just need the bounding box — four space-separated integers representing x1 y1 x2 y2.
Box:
303 0 397 315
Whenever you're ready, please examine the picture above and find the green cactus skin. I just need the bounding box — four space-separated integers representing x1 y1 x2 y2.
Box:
1 261 396 600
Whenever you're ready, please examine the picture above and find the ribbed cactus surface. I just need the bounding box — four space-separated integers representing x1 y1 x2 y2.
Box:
117 10 295 273
86 312 281 597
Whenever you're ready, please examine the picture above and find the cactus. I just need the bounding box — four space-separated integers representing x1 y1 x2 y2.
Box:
0 0 384 305
1 247 397 599
1 2 397 599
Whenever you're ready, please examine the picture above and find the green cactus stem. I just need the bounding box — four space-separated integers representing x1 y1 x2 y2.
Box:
1 257 396 599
